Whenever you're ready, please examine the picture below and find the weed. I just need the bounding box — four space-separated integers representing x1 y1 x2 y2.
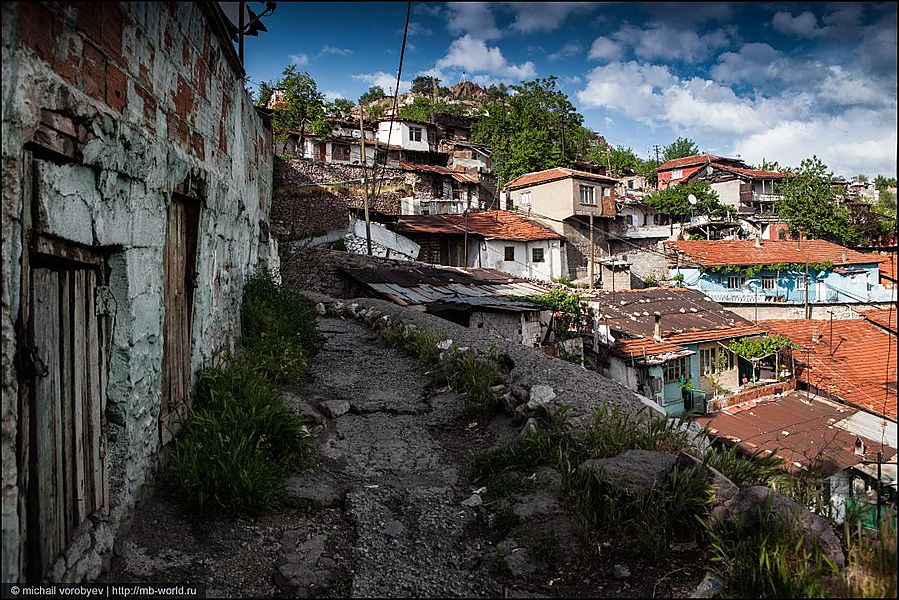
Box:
490 503 521 541
837 519 898 598
433 347 502 415
703 445 786 488
241 270 319 354
528 533 560 564
169 359 314 516
482 471 537 501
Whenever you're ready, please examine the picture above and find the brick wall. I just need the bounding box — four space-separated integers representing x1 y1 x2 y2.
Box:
709 380 798 412
2 1 274 584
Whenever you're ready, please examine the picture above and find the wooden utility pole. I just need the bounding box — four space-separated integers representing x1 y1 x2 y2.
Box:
359 107 372 255
588 213 595 289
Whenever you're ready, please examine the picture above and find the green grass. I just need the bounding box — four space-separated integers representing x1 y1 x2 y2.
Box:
837 520 898 598
703 444 786 488
168 359 314 516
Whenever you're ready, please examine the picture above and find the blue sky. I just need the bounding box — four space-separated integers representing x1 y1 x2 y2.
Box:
236 2 897 178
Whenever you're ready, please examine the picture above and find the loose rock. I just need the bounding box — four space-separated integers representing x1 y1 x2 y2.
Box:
320 399 351 419
580 450 678 495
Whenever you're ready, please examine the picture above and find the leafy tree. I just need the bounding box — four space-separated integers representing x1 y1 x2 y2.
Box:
471 77 590 184
359 85 386 104
854 173 869 183
366 104 386 119
874 175 897 190
270 66 331 155
255 79 276 108
411 75 440 95
398 97 465 122
587 144 642 177
644 180 733 223
662 137 701 162
774 156 862 246
328 98 355 118
485 83 509 101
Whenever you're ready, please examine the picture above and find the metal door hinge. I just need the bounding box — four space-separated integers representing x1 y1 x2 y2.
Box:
95 286 114 315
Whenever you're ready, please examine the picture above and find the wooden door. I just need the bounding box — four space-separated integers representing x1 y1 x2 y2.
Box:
25 258 108 580
160 196 200 445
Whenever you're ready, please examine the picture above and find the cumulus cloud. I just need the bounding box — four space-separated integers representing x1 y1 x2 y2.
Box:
711 43 792 84
772 11 825 37
548 42 583 61
352 71 411 94
288 53 309 66
445 3 501 40
318 46 352 57
588 23 732 64
322 90 344 101
435 35 536 80
508 2 582 33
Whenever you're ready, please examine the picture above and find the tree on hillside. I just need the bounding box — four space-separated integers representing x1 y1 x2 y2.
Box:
774 156 862 246
359 85 387 104
874 174 897 190
398 97 465 122
328 98 355 118
411 75 440 95
587 144 642 177
662 137 701 162
255 79 276 108
644 180 732 225
270 66 331 155
471 76 591 185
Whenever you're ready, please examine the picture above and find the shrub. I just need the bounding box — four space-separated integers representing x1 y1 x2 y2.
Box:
243 331 310 385
703 444 786 488
837 520 898 598
435 347 502 415
168 359 314 516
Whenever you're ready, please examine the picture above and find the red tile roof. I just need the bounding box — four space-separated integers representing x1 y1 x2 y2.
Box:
761 319 898 421
863 309 897 333
667 239 879 267
504 167 619 190
707 162 793 180
694 392 881 477
396 210 561 242
615 338 689 359
656 154 737 171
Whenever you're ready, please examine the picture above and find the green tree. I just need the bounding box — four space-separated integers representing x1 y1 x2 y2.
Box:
874 174 897 190
328 98 355 118
359 85 386 104
587 144 642 177
398 97 464 122
774 156 861 246
471 77 589 185
644 180 732 223
270 66 331 155
411 75 440 95
662 137 701 162
854 173 869 183
255 79 276 108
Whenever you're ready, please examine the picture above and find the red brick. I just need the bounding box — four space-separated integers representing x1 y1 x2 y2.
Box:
80 41 106 103
135 85 157 134
52 29 80 87
75 2 102 44
104 62 127 112
100 2 126 58
167 113 188 145
18 2 55 63
190 131 205 161
194 61 208 101
172 74 194 117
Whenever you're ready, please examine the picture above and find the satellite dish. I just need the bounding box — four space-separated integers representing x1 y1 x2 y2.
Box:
352 130 361 139
688 194 698 205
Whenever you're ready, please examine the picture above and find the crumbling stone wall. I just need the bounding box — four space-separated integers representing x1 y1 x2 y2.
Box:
1 2 274 583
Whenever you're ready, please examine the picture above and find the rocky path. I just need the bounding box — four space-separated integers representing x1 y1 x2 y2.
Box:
103 317 513 597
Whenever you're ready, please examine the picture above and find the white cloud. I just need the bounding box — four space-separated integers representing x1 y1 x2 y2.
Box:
288 53 308 66
322 90 344 101
588 23 732 64
772 11 825 37
509 2 582 33
548 42 583 61
435 35 537 80
318 45 352 57
562 75 582 85
588 37 622 61
352 71 411 94
445 3 501 40
711 43 790 84
603 116 614 127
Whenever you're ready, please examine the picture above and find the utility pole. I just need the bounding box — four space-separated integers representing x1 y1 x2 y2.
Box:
876 449 883 527
359 107 372 255
652 144 662 163
588 213 595 289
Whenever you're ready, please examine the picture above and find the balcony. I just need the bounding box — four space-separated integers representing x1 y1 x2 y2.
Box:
751 192 783 203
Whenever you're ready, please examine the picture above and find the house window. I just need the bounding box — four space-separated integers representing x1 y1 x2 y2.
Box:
532 248 545 263
625 215 634 226
332 144 351 161
762 276 776 290
520 191 531 205
701 347 735 375
795 277 806 291
664 357 689 383
579 185 595 205
603 187 611 197
628 180 634 189
727 275 745 289
671 168 683 179
409 126 423 142
504 246 515 261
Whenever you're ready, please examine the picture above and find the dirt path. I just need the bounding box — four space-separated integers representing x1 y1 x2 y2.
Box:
103 317 513 597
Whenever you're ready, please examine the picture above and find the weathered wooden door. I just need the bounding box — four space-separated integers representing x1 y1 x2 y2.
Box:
160 195 200 445
24 254 109 580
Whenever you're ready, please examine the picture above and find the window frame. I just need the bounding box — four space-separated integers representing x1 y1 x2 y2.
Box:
504 246 515 261
762 275 777 290
663 356 689 383
579 184 596 206
727 275 745 289
520 191 532 205
671 168 683 179
531 247 545 263
409 126 423 142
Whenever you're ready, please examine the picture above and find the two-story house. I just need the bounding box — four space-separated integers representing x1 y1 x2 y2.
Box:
589 288 765 415
375 118 444 166
655 154 745 191
665 239 896 319
399 162 481 215
287 118 378 166
503 167 621 282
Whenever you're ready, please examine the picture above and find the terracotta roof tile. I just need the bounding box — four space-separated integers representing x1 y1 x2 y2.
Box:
863 309 897 332
504 167 619 190
656 154 737 171
667 239 879 267
615 338 689 358
707 162 793 179
396 210 561 242
761 319 897 421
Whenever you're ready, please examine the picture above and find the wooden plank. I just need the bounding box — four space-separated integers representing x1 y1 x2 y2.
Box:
32 268 60 576
30 123 77 160
85 273 105 513
18 151 33 577
33 235 103 267
72 270 87 525
58 270 73 545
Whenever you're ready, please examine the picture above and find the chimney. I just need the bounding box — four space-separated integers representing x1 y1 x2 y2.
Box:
841 250 847 263
754 234 762 249
653 312 662 341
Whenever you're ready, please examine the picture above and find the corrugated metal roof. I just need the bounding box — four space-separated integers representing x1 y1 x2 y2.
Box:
695 392 883 478
667 239 878 267
761 318 898 421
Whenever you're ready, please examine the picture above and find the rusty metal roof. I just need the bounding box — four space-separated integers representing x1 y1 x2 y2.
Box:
396 211 561 242
695 392 885 478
